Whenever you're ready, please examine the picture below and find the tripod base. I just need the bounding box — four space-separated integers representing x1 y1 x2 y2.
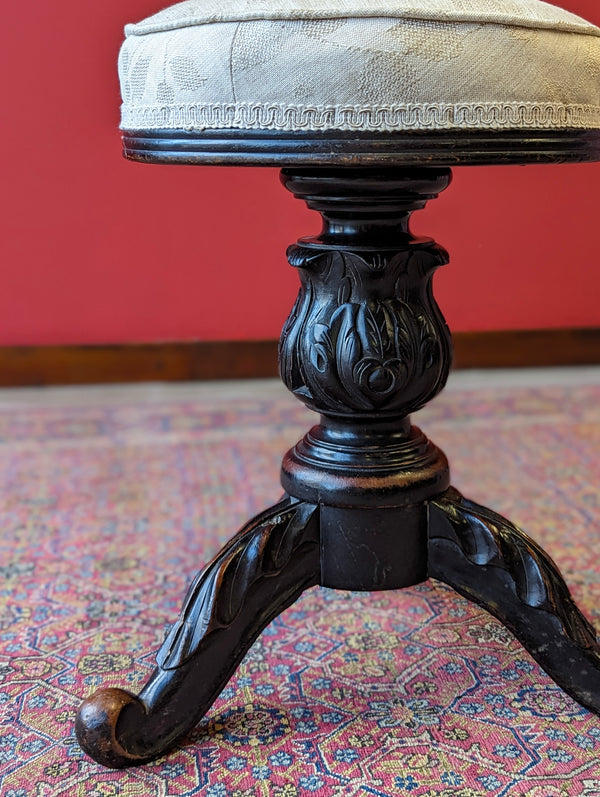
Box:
76 486 600 768
76 162 600 767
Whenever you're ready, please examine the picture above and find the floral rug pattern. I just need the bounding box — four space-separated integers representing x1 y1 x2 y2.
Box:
1 377 599 796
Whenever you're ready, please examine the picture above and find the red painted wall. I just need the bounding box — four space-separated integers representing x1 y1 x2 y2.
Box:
1 0 599 345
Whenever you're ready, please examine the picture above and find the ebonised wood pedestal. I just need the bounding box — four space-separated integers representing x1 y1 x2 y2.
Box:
76 129 600 768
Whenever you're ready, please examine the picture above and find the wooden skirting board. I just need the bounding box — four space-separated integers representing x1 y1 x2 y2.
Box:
0 328 599 387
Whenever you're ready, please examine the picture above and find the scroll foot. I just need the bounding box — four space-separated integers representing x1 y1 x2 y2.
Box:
75 688 147 768
429 487 600 714
75 496 320 767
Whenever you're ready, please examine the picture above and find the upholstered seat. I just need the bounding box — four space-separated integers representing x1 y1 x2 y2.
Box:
119 0 600 133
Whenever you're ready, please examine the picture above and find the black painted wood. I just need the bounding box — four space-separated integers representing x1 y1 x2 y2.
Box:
429 488 600 713
320 504 428 590
122 128 600 166
76 497 321 767
279 167 451 508
76 133 600 768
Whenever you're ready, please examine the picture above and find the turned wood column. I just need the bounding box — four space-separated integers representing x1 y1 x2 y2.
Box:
278 167 452 589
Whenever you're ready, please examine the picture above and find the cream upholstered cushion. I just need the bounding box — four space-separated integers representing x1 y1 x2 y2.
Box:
118 0 600 132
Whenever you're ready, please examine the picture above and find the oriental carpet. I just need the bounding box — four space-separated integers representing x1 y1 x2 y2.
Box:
0 369 599 797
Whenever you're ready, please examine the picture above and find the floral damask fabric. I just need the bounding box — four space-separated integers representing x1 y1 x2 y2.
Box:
118 0 600 131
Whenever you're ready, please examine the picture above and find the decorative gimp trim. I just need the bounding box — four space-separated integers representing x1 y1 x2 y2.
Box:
121 102 600 132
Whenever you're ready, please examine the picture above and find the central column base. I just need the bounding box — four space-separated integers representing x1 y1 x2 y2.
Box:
282 417 449 508
320 503 428 590
282 417 449 591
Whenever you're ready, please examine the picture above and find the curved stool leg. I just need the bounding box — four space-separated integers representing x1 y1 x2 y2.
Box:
429 487 600 714
76 496 320 768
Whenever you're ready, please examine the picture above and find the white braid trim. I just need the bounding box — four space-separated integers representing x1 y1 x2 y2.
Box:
121 102 600 131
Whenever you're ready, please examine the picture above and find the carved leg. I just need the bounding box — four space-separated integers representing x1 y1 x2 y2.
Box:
429 487 600 713
75 496 320 768
76 166 453 768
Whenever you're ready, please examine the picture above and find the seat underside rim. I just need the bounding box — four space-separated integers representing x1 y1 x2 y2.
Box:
121 128 600 166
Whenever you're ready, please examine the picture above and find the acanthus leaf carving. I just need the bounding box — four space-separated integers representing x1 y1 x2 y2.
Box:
156 498 319 671
429 487 598 650
279 245 450 416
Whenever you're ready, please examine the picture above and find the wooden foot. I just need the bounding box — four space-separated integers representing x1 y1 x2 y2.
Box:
429 487 600 713
75 497 320 767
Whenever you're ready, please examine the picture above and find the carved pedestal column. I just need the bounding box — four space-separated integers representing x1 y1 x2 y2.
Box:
279 167 451 589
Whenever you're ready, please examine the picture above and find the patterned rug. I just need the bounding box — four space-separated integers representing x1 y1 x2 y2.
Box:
1 372 600 797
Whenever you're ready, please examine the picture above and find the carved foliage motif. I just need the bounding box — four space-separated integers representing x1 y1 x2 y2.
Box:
156 498 319 671
279 243 450 416
429 487 598 650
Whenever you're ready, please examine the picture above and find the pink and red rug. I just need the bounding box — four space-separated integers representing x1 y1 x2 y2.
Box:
1 374 599 796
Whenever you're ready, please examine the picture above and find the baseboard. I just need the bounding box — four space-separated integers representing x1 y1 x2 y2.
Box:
0 328 599 387
452 328 600 369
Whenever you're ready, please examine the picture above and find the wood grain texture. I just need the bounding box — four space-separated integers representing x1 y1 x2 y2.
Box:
0 329 598 387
